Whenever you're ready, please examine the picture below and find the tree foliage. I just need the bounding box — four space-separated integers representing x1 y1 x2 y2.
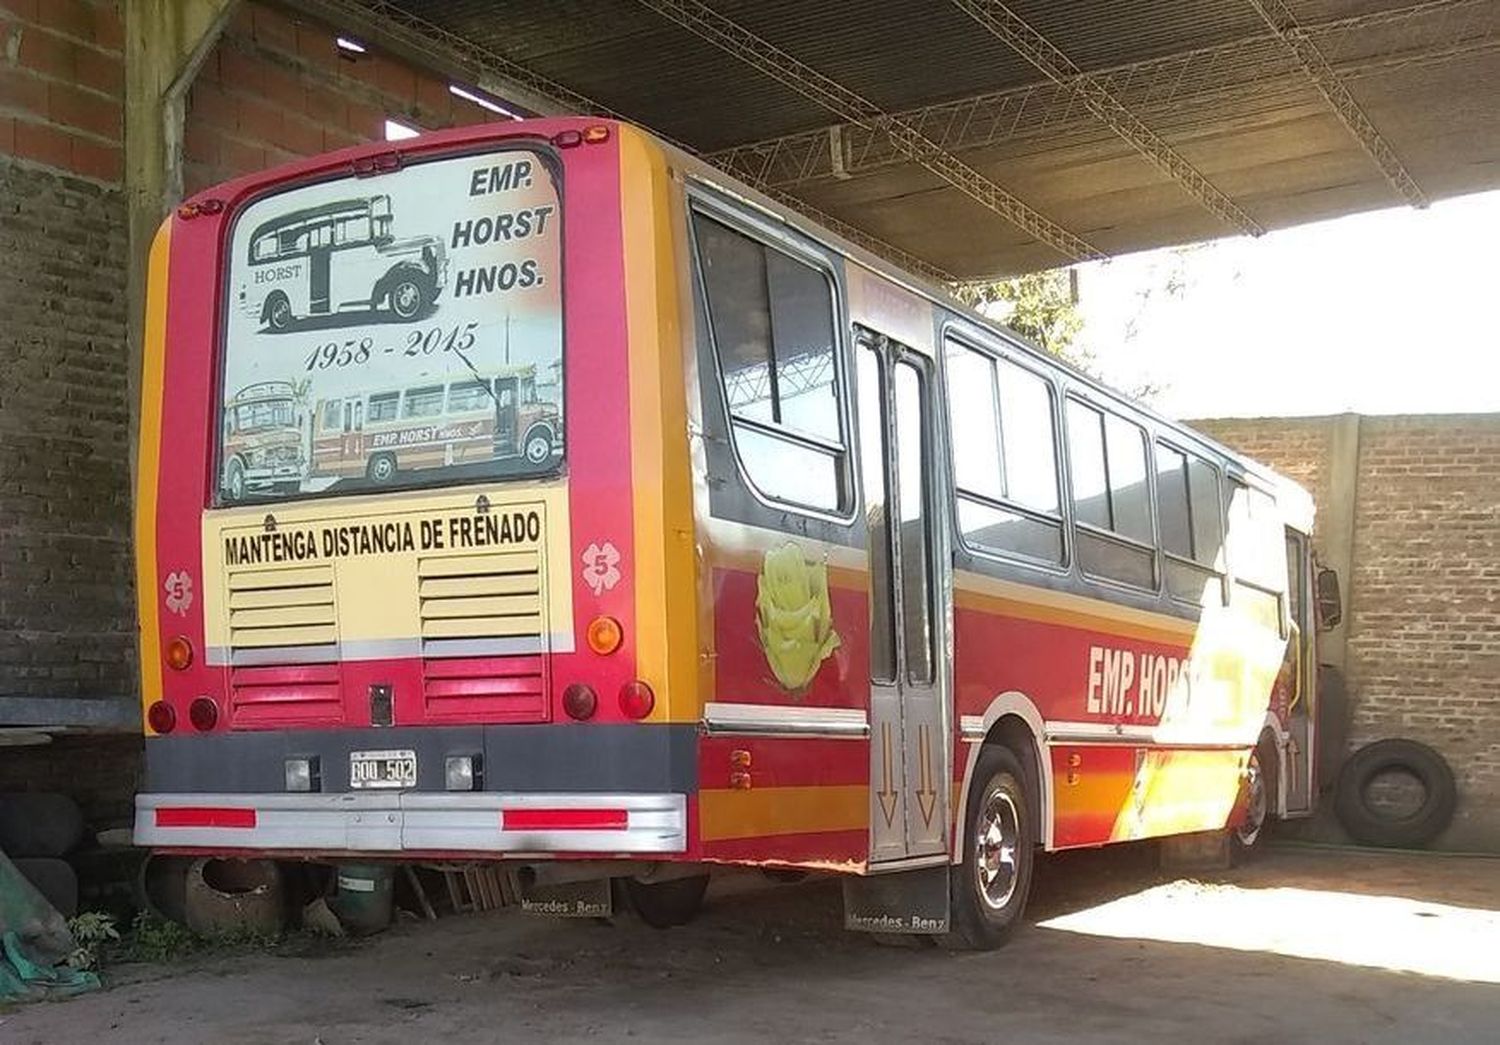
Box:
953 268 1083 360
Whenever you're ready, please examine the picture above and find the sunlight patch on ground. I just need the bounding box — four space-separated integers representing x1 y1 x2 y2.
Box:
1037 881 1500 984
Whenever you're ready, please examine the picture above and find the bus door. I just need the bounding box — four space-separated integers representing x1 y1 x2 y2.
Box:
341 397 365 467
493 377 518 456
1282 528 1316 815
857 330 951 865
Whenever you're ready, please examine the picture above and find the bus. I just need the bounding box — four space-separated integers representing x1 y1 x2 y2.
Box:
236 193 448 331
309 364 563 487
135 117 1341 947
220 380 306 502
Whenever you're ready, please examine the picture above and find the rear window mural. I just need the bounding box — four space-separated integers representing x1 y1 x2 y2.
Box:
218 147 563 503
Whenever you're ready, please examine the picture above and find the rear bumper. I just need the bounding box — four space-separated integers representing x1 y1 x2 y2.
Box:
135 791 688 855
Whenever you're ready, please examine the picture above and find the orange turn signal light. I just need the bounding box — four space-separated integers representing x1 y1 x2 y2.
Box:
582 124 610 144
586 615 623 656
165 636 193 671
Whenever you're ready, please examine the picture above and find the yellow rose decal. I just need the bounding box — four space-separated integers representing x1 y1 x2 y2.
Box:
756 542 841 693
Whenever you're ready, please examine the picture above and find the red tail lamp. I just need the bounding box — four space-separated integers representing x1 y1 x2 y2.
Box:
165 636 193 671
189 697 219 732
147 700 177 734
619 680 655 720
562 683 598 721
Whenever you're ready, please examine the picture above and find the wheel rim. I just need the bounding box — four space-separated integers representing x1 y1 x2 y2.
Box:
393 282 420 316
1236 750 1267 846
227 463 244 500
270 299 290 327
974 786 1020 911
526 435 549 463
372 457 393 481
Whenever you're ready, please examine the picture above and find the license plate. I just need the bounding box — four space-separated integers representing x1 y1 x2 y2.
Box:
349 749 417 790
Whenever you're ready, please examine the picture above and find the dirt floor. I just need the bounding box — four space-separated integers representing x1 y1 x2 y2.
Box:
5 843 1499 1044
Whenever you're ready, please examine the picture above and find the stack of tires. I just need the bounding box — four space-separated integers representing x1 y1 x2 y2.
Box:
0 793 87 916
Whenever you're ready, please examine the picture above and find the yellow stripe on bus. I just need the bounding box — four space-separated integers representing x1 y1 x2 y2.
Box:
699 784 870 842
135 220 173 732
621 126 699 724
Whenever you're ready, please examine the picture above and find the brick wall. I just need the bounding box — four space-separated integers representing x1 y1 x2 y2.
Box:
0 0 511 824
1196 413 1500 850
182 3 502 197
0 0 132 697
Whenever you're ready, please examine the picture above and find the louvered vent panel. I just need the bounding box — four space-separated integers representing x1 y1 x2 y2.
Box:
227 565 337 653
419 550 548 722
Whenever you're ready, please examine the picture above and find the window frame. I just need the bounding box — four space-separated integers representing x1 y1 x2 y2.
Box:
1225 474 1290 639
940 322 1070 574
1154 435 1229 608
1063 392 1160 593
687 196 856 524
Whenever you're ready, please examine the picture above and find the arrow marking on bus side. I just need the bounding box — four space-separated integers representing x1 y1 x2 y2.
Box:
916 724 937 828
877 722 898 827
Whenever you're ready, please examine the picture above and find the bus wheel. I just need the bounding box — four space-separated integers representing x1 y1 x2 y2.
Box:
1232 735 1277 859
388 274 431 320
946 744 1033 950
523 428 552 465
366 453 396 485
623 874 709 929
224 458 247 502
264 292 293 332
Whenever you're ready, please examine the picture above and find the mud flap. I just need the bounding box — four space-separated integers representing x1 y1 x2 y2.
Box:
843 864 949 934
519 877 613 918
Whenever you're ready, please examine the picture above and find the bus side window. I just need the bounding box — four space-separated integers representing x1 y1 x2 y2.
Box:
1226 479 1285 635
1156 441 1227 605
945 338 1063 565
368 393 399 423
691 210 848 516
321 401 340 433
1065 399 1156 589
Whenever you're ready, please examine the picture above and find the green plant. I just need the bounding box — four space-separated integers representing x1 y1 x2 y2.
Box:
120 911 199 964
65 912 120 971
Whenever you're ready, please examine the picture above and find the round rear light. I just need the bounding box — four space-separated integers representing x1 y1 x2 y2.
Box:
147 700 177 734
165 636 193 671
619 680 655 720
586 615 623 656
189 697 219 732
562 683 598 721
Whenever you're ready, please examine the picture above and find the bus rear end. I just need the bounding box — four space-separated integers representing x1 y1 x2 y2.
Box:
134 119 698 871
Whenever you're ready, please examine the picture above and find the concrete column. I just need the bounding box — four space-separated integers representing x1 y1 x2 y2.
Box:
1318 412 1361 670
123 0 238 476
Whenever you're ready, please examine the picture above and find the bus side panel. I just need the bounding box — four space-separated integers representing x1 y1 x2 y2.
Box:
952 573 1277 850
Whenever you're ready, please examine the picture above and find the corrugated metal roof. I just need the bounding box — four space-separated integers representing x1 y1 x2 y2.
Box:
374 0 1500 277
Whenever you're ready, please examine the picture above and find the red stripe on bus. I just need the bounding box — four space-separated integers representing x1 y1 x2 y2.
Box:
501 808 628 831
155 807 258 829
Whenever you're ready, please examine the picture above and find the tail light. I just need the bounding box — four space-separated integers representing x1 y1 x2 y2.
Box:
165 636 193 671
188 697 219 732
586 615 623 656
147 701 177 734
562 683 598 721
619 680 655 720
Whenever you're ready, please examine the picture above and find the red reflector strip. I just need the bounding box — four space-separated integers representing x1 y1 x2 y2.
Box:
155 806 257 829
501 808 628 831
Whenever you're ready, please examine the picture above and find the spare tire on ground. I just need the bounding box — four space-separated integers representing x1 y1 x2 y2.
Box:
1335 738 1456 848
0 794 86 858
12 857 79 918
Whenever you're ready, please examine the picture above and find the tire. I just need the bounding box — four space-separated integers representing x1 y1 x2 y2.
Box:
0 793 86 857
387 272 432 321
1335 738 1456 848
224 457 248 503
264 292 293 332
623 874 709 929
1231 735 1277 860
522 427 552 465
366 453 397 485
946 744 1034 950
